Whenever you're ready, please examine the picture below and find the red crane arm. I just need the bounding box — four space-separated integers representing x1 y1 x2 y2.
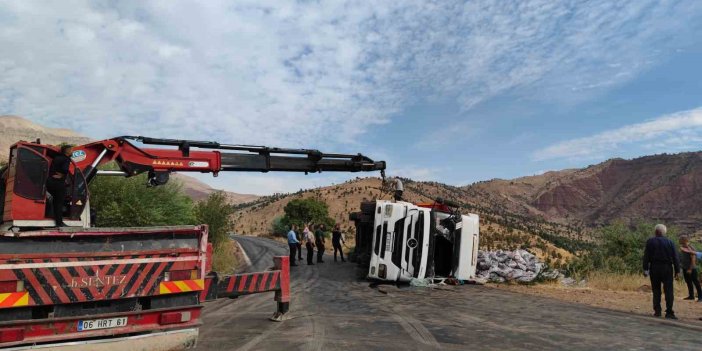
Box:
70 136 386 185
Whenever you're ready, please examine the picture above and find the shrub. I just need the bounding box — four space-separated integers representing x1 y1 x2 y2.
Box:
89 170 195 227
565 222 678 277
271 216 288 237
195 191 235 249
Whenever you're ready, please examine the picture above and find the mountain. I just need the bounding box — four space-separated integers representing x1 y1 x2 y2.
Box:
0 115 258 204
0 115 91 161
233 177 577 262
171 174 258 204
465 152 702 236
234 151 702 259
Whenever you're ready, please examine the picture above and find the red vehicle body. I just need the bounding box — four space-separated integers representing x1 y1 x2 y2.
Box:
0 136 384 349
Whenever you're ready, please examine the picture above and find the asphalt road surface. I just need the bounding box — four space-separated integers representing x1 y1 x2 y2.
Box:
196 236 701 351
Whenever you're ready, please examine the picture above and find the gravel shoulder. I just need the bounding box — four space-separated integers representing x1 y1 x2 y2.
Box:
196 237 702 350
493 282 702 327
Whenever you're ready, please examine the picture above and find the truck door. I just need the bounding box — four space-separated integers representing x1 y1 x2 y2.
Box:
6 146 50 220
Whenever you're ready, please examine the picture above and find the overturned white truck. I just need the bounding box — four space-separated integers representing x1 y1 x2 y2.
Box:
350 199 479 282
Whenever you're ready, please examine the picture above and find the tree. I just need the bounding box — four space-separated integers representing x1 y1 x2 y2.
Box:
271 216 288 236
281 198 334 231
565 222 678 276
195 191 235 249
89 172 195 227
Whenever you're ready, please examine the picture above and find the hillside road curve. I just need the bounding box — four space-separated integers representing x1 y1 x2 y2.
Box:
196 236 700 350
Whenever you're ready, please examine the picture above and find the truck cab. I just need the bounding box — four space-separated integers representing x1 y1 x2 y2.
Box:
351 200 479 282
1 141 91 230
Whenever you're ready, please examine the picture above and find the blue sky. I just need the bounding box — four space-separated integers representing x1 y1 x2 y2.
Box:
1 1 702 194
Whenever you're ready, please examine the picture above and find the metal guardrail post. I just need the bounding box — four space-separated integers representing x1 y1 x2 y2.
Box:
271 256 290 320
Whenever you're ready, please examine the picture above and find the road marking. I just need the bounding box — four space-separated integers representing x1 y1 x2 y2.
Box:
233 237 253 268
390 309 441 348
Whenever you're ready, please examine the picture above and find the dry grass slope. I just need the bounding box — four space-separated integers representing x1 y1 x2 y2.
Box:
232 177 578 263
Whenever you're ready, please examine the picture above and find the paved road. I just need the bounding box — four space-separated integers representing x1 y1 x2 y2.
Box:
196 236 700 351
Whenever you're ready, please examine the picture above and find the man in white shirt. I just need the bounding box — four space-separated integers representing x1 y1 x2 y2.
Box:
287 225 300 267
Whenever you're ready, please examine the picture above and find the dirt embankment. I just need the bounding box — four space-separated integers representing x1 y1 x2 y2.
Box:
494 282 702 325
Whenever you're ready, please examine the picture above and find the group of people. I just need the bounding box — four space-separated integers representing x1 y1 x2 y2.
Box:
287 223 346 266
643 223 702 320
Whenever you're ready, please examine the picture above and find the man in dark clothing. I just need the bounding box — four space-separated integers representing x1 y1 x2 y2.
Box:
315 224 326 263
643 224 680 319
332 224 346 262
679 236 702 301
46 145 72 227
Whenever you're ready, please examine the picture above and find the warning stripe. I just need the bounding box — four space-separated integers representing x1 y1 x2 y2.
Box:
12 254 170 305
268 271 280 290
158 279 205 295
247 274 259 293
0 292 29 309
143 262 172 295
226 275 237 293
15 268 50 305
258 272 270 291
237 275 249 292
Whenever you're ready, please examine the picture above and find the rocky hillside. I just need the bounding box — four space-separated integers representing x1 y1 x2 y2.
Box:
0 115 257 204
233 151 702 260
466 152 702 236
233 177 577 263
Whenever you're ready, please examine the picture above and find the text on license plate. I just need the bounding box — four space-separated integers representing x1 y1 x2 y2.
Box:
78 317 128 331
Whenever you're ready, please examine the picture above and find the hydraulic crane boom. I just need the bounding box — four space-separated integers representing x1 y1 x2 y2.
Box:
0 136 386 230
77 136 385 185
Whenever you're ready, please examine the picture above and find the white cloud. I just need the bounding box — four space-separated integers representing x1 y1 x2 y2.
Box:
532 107 702 161
0 1 700 192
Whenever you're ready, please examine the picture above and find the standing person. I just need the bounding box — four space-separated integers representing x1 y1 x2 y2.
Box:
679 236 702 301
46 145 73 227
393 178 404 202
643 224 680 319
315 224 326 263
287 225 299 267
304 224 316 265
332 224 346 262
295 226 303 262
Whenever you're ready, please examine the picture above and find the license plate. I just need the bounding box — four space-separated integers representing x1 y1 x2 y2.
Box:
78 317 128 331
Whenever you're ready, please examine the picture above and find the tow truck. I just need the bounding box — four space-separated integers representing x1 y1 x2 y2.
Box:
0 136 385 349
350 197 479 283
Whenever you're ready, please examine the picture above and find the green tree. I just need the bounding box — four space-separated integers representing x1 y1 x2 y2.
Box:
195 191 235 248
271 216 288 236
281 198 334 232
565 222 678 276
89 172 195 227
